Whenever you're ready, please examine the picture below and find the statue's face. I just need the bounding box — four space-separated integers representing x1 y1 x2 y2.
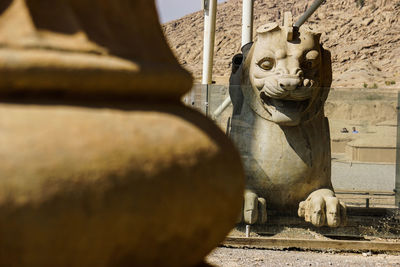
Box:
247 24 325 126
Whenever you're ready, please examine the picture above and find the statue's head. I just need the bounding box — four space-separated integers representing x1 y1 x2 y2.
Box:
241 21 332 126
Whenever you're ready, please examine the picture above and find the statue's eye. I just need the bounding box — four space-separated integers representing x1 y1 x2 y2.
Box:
258 58 275 70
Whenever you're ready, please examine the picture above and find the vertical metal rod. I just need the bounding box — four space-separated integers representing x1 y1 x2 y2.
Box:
241 0 254 47
205 84 209 116
396 92 400 207
245 225 251 238
226 117 231 136
202 0 217 85
294 0 325 28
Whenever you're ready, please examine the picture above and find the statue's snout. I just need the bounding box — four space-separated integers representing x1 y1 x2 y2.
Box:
278 77 301 91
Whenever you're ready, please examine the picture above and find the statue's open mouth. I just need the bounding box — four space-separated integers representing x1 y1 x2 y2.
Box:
260 92 311 126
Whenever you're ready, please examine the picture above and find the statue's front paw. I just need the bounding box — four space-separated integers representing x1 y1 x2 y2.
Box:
239 190 267 225
298 189 347 228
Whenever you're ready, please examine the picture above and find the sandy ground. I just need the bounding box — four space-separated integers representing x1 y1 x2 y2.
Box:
206 247 400 267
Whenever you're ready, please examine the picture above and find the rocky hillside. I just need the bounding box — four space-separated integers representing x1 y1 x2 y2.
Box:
162 0 400 88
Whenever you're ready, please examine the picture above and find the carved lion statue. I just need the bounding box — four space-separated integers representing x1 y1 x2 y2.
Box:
229 21 346 227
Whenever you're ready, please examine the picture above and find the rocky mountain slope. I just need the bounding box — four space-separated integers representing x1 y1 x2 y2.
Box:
162 0 400 88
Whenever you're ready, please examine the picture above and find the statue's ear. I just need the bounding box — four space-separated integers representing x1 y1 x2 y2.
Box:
320 46 332 89
319 46 332 104
231 53 243 74
241 42 253 62
305 45 332 120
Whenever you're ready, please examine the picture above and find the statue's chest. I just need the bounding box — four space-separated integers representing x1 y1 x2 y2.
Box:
253 123 312 180
230 113 327 184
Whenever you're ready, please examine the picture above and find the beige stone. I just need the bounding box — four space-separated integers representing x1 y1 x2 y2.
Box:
0 0 244 266
230 16 346 227
346 138 396 163
164 0 400 89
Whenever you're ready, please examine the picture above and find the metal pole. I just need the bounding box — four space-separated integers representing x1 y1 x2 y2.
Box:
211 0 254 121
202 0 217 85
294 0 325 28
241 0 254 47
212 96 232 120
245 225 251 238
396 92 400 207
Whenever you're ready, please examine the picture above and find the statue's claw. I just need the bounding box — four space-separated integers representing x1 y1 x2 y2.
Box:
241 190 267 225
298 189 347 228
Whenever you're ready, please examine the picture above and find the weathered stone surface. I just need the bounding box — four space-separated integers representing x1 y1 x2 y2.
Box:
0 0 192 99
0 0 244 266
230 17 346 227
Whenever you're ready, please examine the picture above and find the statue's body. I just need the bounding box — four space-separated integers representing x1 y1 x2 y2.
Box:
230 19 346 227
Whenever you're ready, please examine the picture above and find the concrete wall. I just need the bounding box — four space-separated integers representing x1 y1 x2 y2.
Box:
332 161 395 192
345 146 396 163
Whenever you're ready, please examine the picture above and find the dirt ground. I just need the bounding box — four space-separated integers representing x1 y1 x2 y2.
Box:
206 247 400 267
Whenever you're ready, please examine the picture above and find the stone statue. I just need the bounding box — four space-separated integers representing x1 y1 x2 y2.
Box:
229 15 346 227
0 0 244 266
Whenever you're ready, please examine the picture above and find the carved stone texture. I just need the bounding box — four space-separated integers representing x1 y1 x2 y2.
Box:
229 17 346 227
0 1 244 266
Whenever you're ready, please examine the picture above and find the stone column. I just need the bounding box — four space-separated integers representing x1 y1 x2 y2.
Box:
0 1 244 266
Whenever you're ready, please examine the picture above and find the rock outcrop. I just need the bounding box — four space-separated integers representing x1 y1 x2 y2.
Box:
163 0 400 88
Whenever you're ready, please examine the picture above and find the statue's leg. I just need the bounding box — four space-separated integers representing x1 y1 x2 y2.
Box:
241 189 267 225
257 197 267 224
298 189 347 227
339 201 347 226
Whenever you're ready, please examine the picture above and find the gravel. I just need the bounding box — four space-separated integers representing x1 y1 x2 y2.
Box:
206 247 400 267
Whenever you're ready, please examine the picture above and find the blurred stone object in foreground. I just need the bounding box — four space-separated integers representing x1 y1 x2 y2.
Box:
0 0 244 266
